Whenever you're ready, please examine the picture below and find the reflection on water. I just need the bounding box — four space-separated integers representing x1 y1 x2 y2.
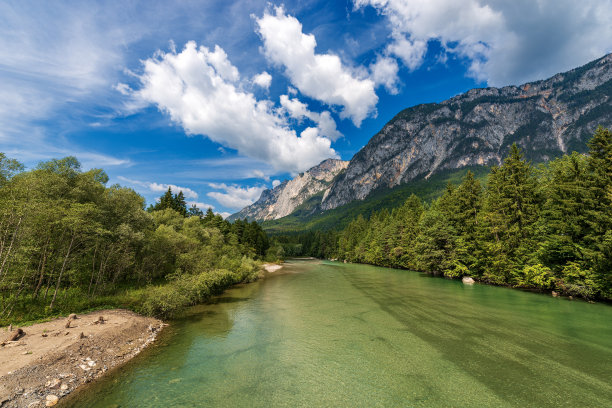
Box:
65 260 612 407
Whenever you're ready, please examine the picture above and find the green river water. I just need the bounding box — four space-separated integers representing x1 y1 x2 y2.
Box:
65 260 612 407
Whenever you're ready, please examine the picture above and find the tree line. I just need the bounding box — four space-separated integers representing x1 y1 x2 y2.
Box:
0 157 272 324
278 127 612 300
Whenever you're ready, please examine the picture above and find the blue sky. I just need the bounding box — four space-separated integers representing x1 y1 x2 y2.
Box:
2 0 611 217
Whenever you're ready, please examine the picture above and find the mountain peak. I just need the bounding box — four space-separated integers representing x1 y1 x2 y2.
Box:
227 158 348 221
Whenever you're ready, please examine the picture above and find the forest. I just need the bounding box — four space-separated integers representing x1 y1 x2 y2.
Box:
0 157 274 325
277 127 612 301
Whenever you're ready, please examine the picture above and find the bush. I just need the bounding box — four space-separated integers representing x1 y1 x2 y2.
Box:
514 264 555 289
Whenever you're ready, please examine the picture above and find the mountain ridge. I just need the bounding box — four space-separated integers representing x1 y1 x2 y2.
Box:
321 53 612 210
231 53 612 222
227 158 348 221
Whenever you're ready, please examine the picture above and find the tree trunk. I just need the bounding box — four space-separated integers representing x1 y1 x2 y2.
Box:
33 238 50 299
49 233 75 310
0 215 22 280
88 243 98 297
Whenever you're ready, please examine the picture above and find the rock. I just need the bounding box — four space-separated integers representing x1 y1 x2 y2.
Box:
60 383 68 391
65 319 71 329
45 394 59 406
68 313 77 320
46 378 61 389
569 296 574 300
94 316 105 325
79 332 85 339
462 276 475 285
552 291 559 297
227 159 349 221
4 328 25 342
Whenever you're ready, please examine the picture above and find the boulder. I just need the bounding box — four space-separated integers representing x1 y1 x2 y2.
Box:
45 394 59 407
462 276 475 285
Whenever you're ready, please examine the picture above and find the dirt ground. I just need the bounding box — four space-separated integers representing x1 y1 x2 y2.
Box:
0 309 165 407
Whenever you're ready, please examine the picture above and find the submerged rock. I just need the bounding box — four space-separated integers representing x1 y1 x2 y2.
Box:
462 276 475 285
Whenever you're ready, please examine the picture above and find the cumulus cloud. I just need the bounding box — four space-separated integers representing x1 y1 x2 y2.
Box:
130 41 337 174
117 176 198 199
369 56 400 94
207 182 266 210
272 179 281 188
187 201 215 210
252 71 272 89
279 95 342 141
355 0 612 86
256 6 378 126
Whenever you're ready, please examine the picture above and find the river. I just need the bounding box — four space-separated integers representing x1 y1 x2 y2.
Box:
65 259 612 407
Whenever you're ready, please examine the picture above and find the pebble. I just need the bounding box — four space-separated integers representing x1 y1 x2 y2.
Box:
45 394 59 406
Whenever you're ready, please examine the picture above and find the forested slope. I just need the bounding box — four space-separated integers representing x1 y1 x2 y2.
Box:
279 127 612 300
0 156 272 325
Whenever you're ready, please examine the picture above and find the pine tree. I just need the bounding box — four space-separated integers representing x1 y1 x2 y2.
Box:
479 144 540 283
174 191 188 217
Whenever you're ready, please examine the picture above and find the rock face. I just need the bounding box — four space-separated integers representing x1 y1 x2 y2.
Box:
228 159 349 221
320 53 612 210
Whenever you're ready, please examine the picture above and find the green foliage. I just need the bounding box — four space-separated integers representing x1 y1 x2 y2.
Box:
276 128 612 301
0 156 268 325
263 166 490 234
514 264 555 289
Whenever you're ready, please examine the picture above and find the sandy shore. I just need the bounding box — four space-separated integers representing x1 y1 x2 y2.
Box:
0 309 164 407
262 263 284 273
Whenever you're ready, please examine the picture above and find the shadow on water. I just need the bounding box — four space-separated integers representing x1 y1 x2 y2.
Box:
64 260 612 407
340 262 612 406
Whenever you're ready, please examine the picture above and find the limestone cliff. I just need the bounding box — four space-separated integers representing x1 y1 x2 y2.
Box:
228 159 348 221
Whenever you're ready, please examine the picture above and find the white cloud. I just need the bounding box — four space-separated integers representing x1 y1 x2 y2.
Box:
251 169 270 181
207 182 266 210
355 0 612 86
187 201 215 210
279 95 342 141
256 6 378 126
369 56 400 94
252 71 272 89
272 179 281 188
218 211 232 219
117 176 198 199
131 41 338 174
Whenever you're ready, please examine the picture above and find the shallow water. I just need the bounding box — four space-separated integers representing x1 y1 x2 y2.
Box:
65 260 612 407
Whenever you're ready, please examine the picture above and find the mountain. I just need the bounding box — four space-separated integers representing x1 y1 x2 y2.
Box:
227 159 349 221
321 53 612 210
231 53 612 225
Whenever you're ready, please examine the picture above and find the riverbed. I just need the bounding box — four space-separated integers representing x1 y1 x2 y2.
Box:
65 259 612 407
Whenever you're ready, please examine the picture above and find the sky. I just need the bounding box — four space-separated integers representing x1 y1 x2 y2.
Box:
2 0 612 218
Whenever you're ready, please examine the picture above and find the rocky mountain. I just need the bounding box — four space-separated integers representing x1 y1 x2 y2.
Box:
321 53 612 210
232 53 612 222
228 159 349 221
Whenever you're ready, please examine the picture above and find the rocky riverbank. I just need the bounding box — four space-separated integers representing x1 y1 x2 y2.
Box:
0 309 165 407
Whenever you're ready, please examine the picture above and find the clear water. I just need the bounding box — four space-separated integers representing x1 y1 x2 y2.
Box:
65 260 612 407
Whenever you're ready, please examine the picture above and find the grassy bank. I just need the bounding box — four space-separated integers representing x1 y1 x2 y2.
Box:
1 261 261 327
